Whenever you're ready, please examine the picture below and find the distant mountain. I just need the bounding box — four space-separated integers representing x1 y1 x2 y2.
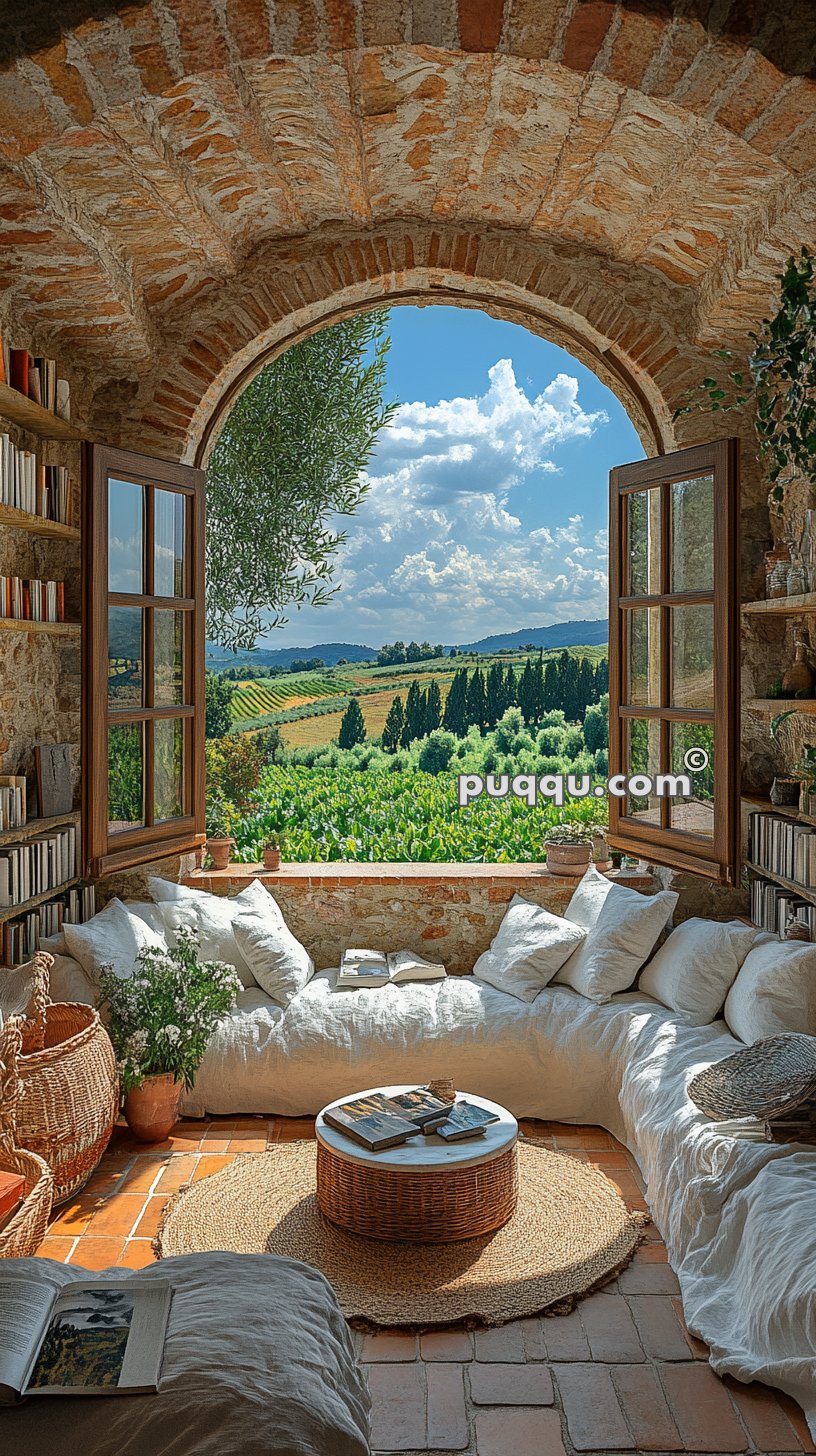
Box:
456 620 608 653
205 641 378 670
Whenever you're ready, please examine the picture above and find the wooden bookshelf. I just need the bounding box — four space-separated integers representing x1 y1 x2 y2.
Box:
744 859 816 909
742 793 816 826
0 504 79 541
0 810 80 850
743 593 816 616
0 875 80 926
0 618 79 636
0 380 82 442
745 697 816 714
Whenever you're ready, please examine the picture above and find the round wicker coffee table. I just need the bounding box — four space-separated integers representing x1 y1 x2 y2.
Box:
315 1085 518 1243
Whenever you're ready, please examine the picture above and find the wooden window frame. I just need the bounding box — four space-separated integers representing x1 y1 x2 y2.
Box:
82 445 206 878
608 438 740 884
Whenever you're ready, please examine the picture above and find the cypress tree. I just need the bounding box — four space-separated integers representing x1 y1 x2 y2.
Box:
443 668 469 737
402 680 425 744
466 666 487 729
517 658 537 724
381 695 404 752
338 697 366 748
577 656 595 717
595 657 609 695
425 679 442 734
486 663 504 727
543 657 559 712
560 650 580 721
503 663 518 711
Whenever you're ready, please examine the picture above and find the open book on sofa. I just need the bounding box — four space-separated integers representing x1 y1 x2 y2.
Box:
338 948 446 988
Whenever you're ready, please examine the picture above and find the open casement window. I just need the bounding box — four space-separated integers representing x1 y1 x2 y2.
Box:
83 446 206 877
608 439 740 884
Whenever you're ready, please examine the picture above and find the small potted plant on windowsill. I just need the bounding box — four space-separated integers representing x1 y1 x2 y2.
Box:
99 929 242 1143
544 822 593 877
263 831 282 872
205 793 235 871
590 822 610 871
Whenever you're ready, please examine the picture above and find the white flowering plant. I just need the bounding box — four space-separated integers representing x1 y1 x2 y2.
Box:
97 928 242 1095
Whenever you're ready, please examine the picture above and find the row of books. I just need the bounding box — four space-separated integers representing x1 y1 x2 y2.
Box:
749 873 816 941
0 824 77 910
0 341 71 421
747 810 816 889
0 434 72 523
0 775 26 832
2 882 96 967
325 1088 498 1151
0 576 65 623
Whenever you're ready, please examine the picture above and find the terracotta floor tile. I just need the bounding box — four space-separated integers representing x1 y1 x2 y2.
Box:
475 1406 566 1456
133 1196 170 1239
34 1236 75 1262
591 1149 632 1169
671 1297 710 1360
68 1238 125 1269
518 1315 547 1360
631 1239 670 1262
226 1135 270 1152
626 1295 692 1361
118 1156 169 1194
618 1261 681 1296
474 1322 527 1362
777 1392 816 1453
555 1363 633 1451
660 1364 748 1452
420 1328 473 1361
154 1154 198 1192
117 1239 157 1269
367 1362 426 1452
612 1364 684 1451
725 1377 807 1452
470 1361 554 1406
578 1291 645 1363
362 1331 417 1362
426 1362 469 1451
164 1131 201 1152
272 1117 316 1141
85 1193 147 1238
192 1153 235 1181
540 1308 592 1361
198 1133 231 1151
47 1197 96 1236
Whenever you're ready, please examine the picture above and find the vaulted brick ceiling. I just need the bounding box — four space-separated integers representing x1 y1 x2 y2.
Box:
0 0 814 452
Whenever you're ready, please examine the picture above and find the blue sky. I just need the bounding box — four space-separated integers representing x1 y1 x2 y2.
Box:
263 305 644 649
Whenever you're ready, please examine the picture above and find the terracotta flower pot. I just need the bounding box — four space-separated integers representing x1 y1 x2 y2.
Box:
263 846 281 871
206 835 234 870
124 1073 183 1144
545 841 592 877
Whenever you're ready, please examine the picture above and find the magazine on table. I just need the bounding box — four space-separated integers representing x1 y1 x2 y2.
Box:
435 1100 501 1142
323 1092 422 1150
386 1088 452 1129
0 1275 171 1403
338 948 447 988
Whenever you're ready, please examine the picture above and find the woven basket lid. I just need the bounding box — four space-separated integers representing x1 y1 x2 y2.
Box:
688 1033 816 1122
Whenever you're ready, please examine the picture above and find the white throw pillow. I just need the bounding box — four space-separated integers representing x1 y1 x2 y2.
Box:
555 863 678 1003
724 936 816 1043
149 877 265 988
232 881 314 1008
638 917 757 1025
64 898 167 984
473 893 586 1002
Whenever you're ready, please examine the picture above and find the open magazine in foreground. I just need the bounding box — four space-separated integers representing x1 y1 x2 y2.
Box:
338 949 446 988
0 1274 171 1403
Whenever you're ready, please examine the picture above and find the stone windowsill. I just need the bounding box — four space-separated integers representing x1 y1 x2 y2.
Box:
184 862 654 890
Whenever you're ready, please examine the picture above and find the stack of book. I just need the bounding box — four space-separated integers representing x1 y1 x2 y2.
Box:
0 436 72 523
0 823 77 910
324 1087 500 1150
1 342 71 420
748 810 816 889
1 880 95 967
750 874 815 939
0 775 26 832
0 576 65 623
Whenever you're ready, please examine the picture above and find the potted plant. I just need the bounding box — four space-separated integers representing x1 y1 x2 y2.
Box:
791 744 816 819
205 792 234 871
544 822 593 877
263 830 282 871
98 929 242 1143
590 822 610 870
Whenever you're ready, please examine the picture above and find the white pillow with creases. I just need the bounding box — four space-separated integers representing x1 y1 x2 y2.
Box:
64 898 167 984
555 863 678 1003
149 877 267 989
724 935 816 1043
473 893 586 1002
639 917 756 1025
232 881 314 1009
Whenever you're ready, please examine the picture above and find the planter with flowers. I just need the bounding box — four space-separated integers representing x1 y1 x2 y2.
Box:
545 822 594 877
98 929 242 1143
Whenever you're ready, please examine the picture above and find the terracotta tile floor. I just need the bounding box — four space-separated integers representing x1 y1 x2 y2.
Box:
37 1116 814 1456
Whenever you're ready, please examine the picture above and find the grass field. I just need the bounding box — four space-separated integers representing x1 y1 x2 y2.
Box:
230 672 355 721
280 682 453 747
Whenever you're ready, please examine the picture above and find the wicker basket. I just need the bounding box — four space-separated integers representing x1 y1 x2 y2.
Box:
0 1019 53 1258
13 952 119 1206
688 1033 816 1122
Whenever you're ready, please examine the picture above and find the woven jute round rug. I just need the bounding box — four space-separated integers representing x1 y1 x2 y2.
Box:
156 1138 648 1327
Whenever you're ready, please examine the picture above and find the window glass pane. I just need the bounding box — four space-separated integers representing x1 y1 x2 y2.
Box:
671 604 713 709
108 607 143 709
155 611 185 706
627 488 661 596
155 719 184 822
108 723 144 832
625 717 662 825
154 489 186 597
108 478 144 593
671 475 713 592
670 722 714 838
627 607 661 706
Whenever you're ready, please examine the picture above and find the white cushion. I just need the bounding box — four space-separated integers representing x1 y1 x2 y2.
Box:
149 877 266 989
473 893 586 1002
64 898 167 984
555 863 678 1003
232 881 314 1008
724 935 816 1043
638 917 757 1025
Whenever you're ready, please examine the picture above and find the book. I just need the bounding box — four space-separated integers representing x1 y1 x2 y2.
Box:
0 1275 171 1403
387 1087 452 1129
338 948 447 988
434 1100 501 1142
323 1092 422 1150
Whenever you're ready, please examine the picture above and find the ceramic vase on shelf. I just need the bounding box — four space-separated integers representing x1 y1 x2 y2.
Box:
124 1073 183 1143
782 631 815 698
770 776 801 807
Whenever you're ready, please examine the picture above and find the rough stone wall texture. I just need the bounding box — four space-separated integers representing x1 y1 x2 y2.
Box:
0 1 813 912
